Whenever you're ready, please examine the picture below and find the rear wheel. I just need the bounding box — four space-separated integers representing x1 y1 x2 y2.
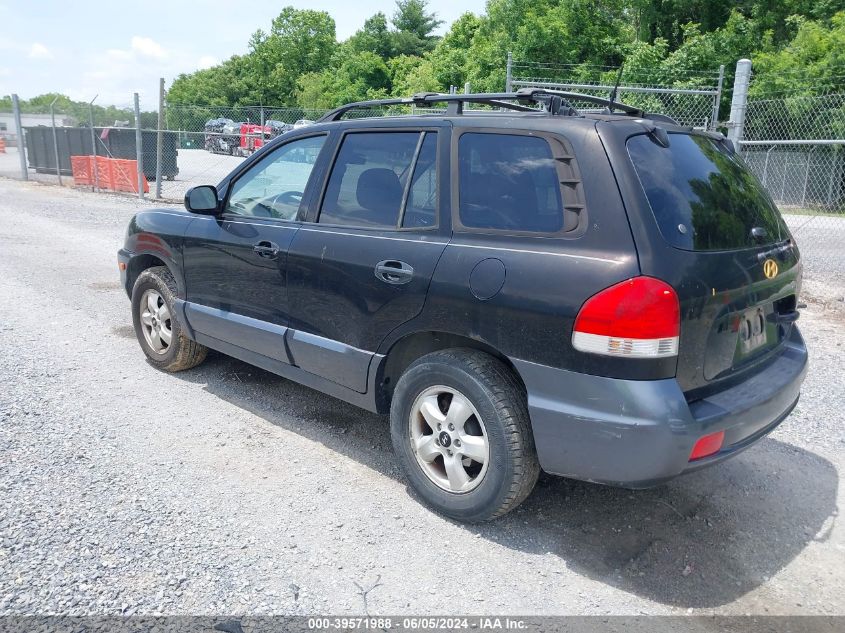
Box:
390 349 539 522
131 266 207 372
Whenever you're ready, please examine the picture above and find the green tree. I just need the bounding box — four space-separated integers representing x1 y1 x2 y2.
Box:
296 50 392 108
428 13 481 89
347 13 395 59
251 7 338 104
390 0 444 56
389 55 441 95
392 0 443 40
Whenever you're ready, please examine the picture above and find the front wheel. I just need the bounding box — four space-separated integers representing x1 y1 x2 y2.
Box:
131 266 208 372
390 349 540 522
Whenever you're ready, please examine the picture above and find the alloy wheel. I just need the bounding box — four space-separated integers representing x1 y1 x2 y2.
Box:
408 385 490 493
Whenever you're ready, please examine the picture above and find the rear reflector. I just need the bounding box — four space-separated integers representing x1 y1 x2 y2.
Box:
572 277 680 358
689 430 725 461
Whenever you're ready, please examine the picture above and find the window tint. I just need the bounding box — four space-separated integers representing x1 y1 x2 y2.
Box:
402 133 437 228
458 133 564 233
628 133 789 251
320 132 420 228
225 135 325 220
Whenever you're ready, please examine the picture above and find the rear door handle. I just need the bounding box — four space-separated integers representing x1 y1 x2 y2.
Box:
253 240 280 259
375 260 414 285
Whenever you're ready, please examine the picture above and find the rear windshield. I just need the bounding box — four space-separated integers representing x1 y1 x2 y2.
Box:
627 133 788 251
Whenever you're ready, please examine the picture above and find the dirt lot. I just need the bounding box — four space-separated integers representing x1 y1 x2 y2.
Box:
0 178 843 617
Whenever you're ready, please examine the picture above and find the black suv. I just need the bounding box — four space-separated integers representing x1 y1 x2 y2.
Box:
119 90 808 522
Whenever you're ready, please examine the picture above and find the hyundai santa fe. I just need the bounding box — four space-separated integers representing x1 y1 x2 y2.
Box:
118 89 808 522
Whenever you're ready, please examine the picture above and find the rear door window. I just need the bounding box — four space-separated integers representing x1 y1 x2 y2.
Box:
627 133 789 251
319 132 420 228
458 133 564 233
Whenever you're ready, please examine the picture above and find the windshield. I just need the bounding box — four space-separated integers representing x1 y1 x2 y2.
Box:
627 132 789 251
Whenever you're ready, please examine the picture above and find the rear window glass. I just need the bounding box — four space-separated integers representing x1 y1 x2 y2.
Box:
459 133 564 233
627 133 788 251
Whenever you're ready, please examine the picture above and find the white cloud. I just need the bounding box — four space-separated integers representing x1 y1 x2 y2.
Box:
131 36 167 60
197 55 218 70
29 42 52 59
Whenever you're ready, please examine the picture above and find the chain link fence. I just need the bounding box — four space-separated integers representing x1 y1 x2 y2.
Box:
739 88 845 293
0 98 78 185
741 91 845 210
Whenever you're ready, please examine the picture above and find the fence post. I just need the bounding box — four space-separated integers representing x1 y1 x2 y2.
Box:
11 94 27 181
155 78 164 199
711 64 725 131
88 95 99 192
505 51 513 92
49 96 63 186
464 82 471 94
134 92 144 200
727 58 752 145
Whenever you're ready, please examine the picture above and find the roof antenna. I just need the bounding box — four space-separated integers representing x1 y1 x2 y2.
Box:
607 63 624 113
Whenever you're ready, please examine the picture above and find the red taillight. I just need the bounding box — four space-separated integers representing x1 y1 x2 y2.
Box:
572 276 680 358
689 430 725 461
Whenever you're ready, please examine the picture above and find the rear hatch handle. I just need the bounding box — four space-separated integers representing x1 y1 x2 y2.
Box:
769 310 800 325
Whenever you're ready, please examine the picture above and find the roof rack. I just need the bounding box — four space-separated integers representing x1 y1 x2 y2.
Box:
316 88 649 123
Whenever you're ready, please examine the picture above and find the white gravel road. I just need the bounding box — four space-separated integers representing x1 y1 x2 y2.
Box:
1 178 843 617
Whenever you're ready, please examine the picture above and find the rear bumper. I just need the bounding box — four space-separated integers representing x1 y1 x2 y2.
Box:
513 327 808 487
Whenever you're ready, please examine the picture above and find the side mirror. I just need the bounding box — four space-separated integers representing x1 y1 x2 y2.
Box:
184 185 219 214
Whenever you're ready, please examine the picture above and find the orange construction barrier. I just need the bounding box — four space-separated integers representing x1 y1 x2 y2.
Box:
70 156 93 185
94 156 114 189
70 155 149 193
111 159 149 193
0 137 6 153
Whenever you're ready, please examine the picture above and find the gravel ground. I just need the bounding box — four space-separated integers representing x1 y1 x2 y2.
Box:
0 178 843 617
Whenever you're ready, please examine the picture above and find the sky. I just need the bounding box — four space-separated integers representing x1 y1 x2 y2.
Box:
0 0 487 108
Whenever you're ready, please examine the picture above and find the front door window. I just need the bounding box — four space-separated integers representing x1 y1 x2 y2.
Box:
225 135 326 220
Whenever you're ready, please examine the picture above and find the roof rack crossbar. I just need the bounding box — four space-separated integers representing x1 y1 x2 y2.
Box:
316 89 647 123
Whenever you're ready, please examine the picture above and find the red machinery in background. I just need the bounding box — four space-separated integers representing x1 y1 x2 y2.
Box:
237 123 271 156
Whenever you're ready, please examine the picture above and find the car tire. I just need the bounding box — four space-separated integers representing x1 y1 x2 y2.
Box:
390 348 540 522
131 266 208 372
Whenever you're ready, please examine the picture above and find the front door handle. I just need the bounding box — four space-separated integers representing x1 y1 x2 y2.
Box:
375 260 414 285
253 240 280 259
